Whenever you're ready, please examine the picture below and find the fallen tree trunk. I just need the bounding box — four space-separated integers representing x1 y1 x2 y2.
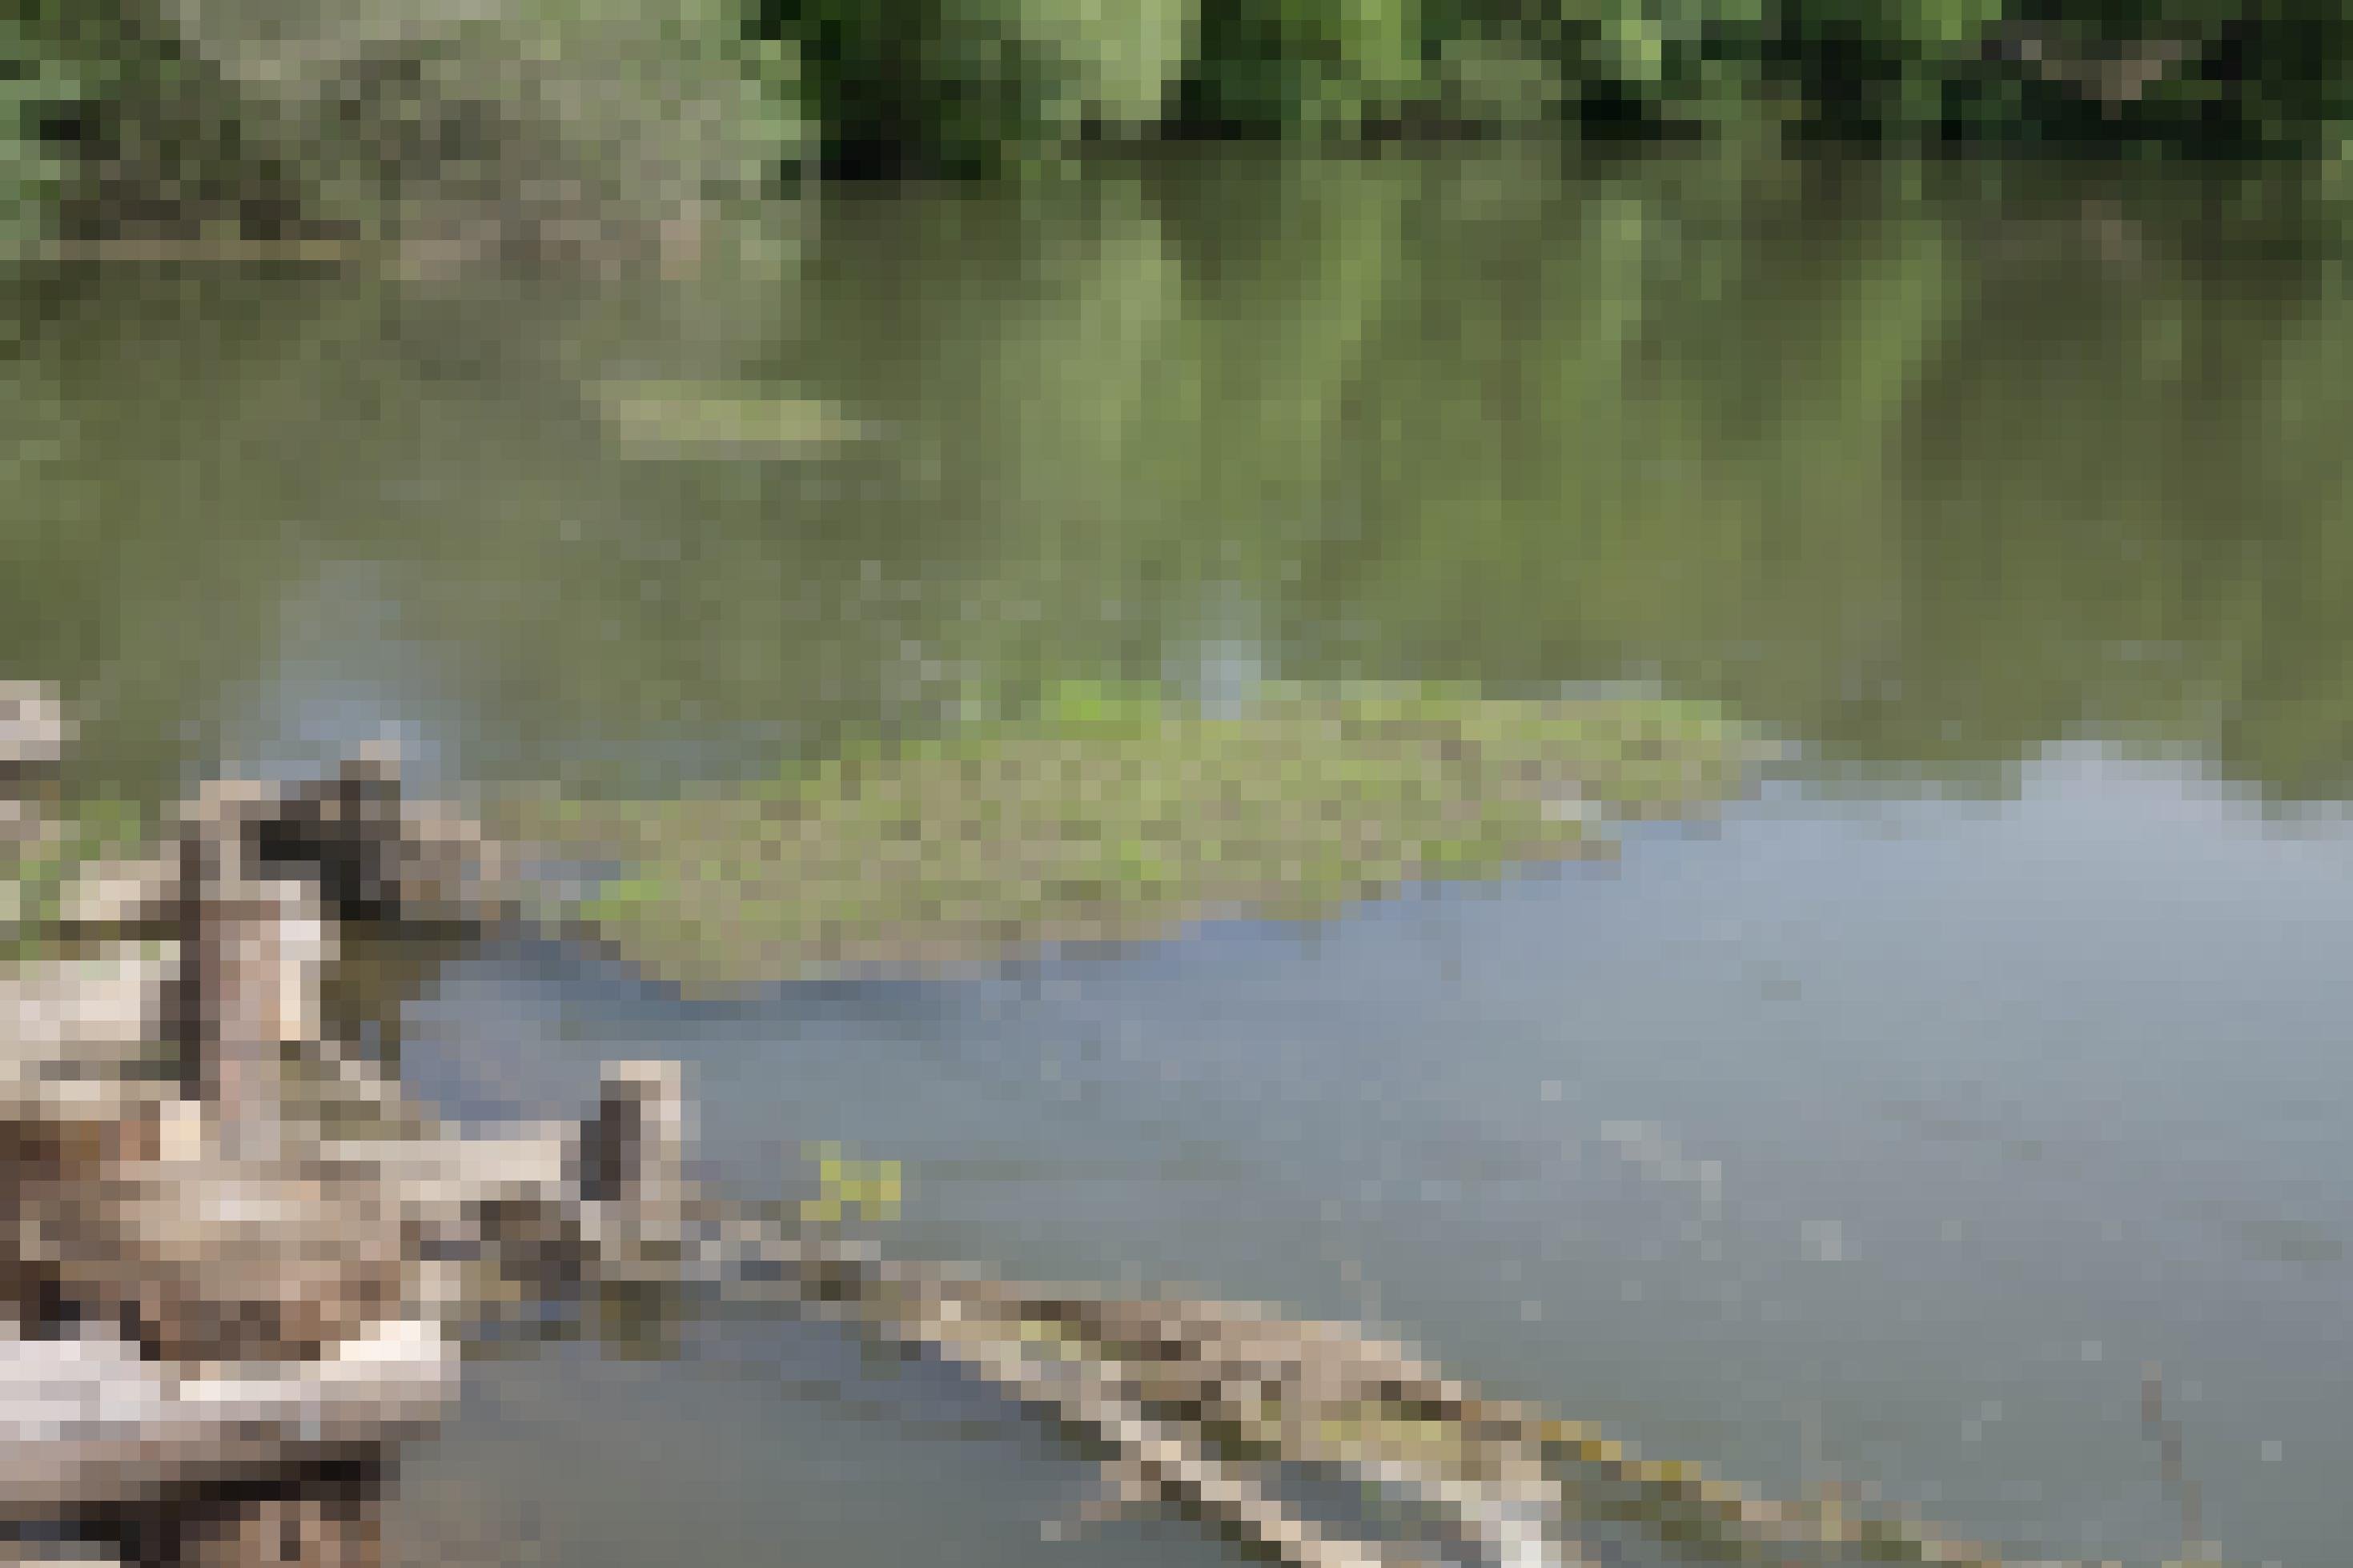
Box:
0 1317 455 1522
681 1223 2127 1568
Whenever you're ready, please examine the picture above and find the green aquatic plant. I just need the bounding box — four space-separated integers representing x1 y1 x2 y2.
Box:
799 1140 904 1225
589 378 871 456
0 14 85 248
502 680 1772 991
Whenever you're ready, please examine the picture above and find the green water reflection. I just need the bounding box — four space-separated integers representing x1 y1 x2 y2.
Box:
6 147 2352 808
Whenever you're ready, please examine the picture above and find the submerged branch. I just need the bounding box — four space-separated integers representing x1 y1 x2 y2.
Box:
653 1214 2164 1568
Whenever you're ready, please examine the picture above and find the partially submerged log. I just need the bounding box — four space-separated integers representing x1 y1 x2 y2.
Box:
0 1056 689 1530
0 1316 453 1522
682 1223 2121 1568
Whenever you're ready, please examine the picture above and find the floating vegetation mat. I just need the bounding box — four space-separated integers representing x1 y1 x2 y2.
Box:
497 681 1777 993
588 377 873 457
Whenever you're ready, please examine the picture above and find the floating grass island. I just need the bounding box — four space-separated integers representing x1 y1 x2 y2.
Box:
500 681 1778 993
588 378 873 458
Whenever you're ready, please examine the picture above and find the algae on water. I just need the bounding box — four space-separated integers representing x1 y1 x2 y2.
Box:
589 378 872 457
503 680 1772 992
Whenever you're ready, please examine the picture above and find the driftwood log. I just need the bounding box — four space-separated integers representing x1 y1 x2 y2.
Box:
0 724 524 1564
703 1229 2144 1568
0 1318 453 1522
0 1057 678 1556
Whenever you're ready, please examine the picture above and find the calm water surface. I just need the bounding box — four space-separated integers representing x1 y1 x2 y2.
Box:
4 148 2349 1567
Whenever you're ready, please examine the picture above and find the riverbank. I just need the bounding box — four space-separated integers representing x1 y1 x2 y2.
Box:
17 5 2353 270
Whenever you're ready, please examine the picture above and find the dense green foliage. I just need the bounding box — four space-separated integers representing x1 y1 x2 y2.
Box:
1 9 82 243
12 2 2353 242
1 0 804 248
757 1 2353 173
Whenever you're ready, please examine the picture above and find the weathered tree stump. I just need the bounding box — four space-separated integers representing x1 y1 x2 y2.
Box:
580 1060 685 1211
167 846 331 1165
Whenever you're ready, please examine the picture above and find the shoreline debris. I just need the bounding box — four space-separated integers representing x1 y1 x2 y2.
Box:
1 683 2214 1567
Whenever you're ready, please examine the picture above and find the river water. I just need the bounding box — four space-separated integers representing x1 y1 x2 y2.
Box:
3 146 2348 1567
